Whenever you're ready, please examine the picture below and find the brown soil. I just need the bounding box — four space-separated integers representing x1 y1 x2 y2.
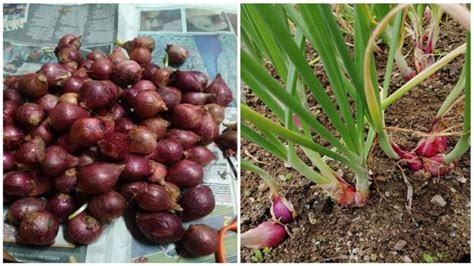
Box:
240 17 470 263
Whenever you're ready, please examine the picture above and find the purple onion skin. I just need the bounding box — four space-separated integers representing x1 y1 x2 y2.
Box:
36 94 59 114
19 211 59 246
88 191 126 222
134 183 182 212
57 47 83 65
79 80 120 110
128 126 158 155
140 117 169 139
180 185 215 222
121 155 152 180
122 80 156 105
27 170 53 197
175 71 208 92
119 181 147 201
166 160 204 188
18 73 49 100
67 212 103 244
49 103 90 132
195 112 219 145
68 118 106 146
4 101 18 125
62 77 85 93
54 168 78 193
15 103 45 128
41 146 79 177
4 152 16 172
57 134 82 154
15 138 46 166
4 88 24 104
182 92 213 106
136 211 184 244
97 132 129 160
56 34 81 52
271 196 294 224
133 90 167 118
152 67 174 88
143 63 159 80
80 59 94 71
48 193 75 223
184 146 215 166
29 121 56 144
112 60 143 87
167 129 201 149
4 124 26 150
156 86 182 110
39 63 71 87
108 47 128 65
148 138 183 165
166 44 189 65
172 104 204 129
205 74 233 106
7 197 47 225
115 117 136 133
77 163 123 194
182 224 218 257
87 48 106 60
88 58 114 80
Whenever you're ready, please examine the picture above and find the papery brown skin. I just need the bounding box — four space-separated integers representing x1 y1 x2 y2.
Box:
18 73 49 100
134 183 182 212
156 86 182 110
165 160 204 188
179 185 215 222
58 92 79 105
152 67 175 88
124 36 155 52
172 104 204 129
108 47 128 65
147 161 168 184
204 74 233 106
115 117 136 133
97 132 129 160
174 71 208 92
204 103 225 124
19 211 59 246
77 162 123 194
88 191 126 222
166 44 189 65
182 224 218 257
136 211 184 244
7 197 47 224
67 212 103 244
128 126 158 155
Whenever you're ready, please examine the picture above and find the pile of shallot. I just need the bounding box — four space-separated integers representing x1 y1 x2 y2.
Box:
3 34 235 258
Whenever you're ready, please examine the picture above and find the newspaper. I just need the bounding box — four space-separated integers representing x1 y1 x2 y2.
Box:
3 3 238 263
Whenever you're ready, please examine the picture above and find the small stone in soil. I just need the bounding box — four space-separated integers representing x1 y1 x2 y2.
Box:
370 254 377 261
258 183 269 192
394 240 407 251
402 255 412 263
430 195 447 207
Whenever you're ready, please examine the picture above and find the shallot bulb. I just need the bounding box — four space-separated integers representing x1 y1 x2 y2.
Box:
134 183 182 212
88 191 126 222
97 132 129 160
121 155 152 180
68 118 106 146
108 47 128 65
79 80 121 110
241 221 287 249
166 160 204 188
88 58 114 80
19 211 59 246
152 67 174 88
194 112 219 145
7 197 47 224
67 212 103 244
39 63 71 87
4 171 34 196
140 117 170 139
166 44 188 65
182 92 213 106
172 104 204 129
143 63 159 80
147 138 183 165
184 146 215 166
62 77 85 93
87 48 106 60
4 152 16 172
77 163 123 194
18 73 48 100
56 34 81 52
270 195 296 224
15 103 45 128
132 90 167 118
156 86 182 110
182 224 218 257
136 211 184 244
205 74 233 106
4 124 25 150
15 138 46 166
54 168 78 193
130 47 152 65
41 146 79 177
112 60 143 87
128 126 158 155
179 185 215 222
174 71 208 92
166 129 201 149
36 94 59 114
48 193 75 223
119 181 147 201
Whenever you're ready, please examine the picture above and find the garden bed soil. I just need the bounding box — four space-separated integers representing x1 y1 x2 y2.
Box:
240 18 470 263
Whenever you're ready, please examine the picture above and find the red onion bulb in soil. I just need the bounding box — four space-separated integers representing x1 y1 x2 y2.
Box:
182 224 218 257
19 211 59 246
136 211 184 244
179 185 215 222
67 212 103 244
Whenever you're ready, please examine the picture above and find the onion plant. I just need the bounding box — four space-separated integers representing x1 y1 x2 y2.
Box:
241 4 470 207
